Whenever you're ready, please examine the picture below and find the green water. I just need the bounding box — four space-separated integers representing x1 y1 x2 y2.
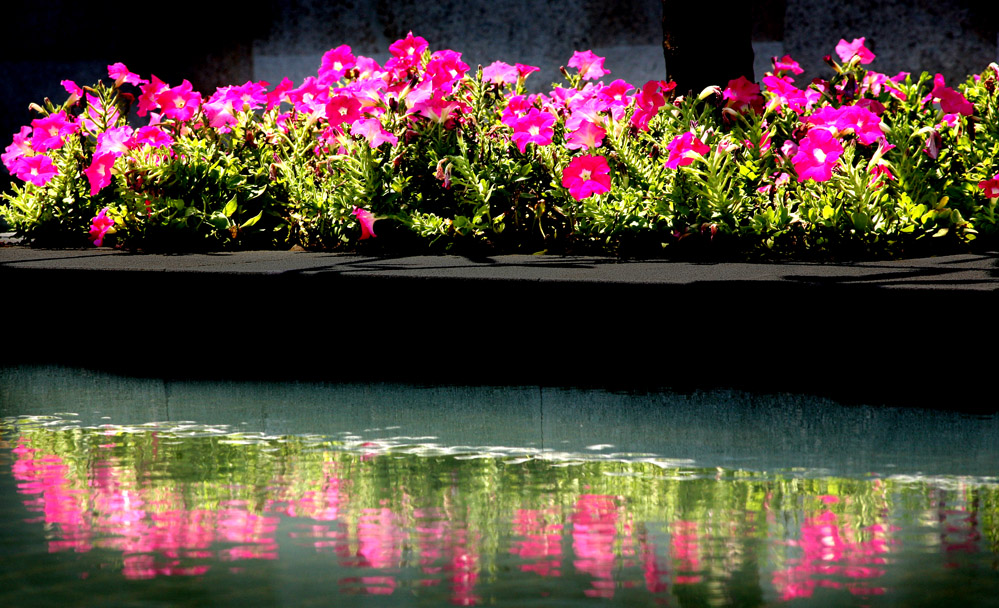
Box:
1 366 997 607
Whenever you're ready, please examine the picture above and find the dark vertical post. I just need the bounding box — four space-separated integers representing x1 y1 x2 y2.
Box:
662 0 756 94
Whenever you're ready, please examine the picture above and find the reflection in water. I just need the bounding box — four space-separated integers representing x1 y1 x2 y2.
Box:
2 415 998 607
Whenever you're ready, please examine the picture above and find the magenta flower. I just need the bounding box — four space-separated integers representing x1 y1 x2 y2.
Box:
425 49 469 94
88 207 115 247
108 63 147 87
84 153 116 195
762 75 808 114
562 155 611 200
482 61 519 85
792 128 843 182
95 126 135 157
723 76 763 114
568 50 610 81
155 80 202 122
510 108 556 153
565 120 606 151
325 93 363 131
979 174 999 199
665 131 710 169
137 75 167 117
14 154 59 186
132 125 174 148
835 37 875 65
772 55 804 76
806 105 885 145
350 118 398 148
61 80 83 105
31 111 78 152
3 126 34 173
352 206 377 239
928 74 974 116
318 44 356 84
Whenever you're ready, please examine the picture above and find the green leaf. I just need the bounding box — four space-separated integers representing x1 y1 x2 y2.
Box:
223 196 238 218
240 210 263 229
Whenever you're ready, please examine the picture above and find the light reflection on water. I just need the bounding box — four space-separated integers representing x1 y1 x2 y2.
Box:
0 366 997 607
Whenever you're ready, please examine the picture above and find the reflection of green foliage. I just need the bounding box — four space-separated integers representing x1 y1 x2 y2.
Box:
5 417 998 594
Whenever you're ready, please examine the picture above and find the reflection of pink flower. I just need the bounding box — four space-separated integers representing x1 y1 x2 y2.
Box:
665 131 709 169
511 508 563 577
572 494 619 598
562 154 611 200
352 206 377 240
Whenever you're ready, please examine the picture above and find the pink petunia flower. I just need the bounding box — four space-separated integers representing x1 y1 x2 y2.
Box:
792 128 843 182
350 118 398 148
352 206 377 239
14 154 59 186
318 44 356 84
568 50 610 81
665 131 710 169
762 75 808 114
2 126 34 173
979 175 999 199
835 37 875 65
95 125 135 157
482 61 519 86
61 80 83 105
806 105 885 145
132 125 174 148
562 155 611 200
928 74 974 116
88 207 115 247
565 120 606 151
772 55 804 76
510 108 556 153
155 80 202 122
723 76 763 114
31 111 79 152
84 153 117 195
108 62 147 87
137 75 167 117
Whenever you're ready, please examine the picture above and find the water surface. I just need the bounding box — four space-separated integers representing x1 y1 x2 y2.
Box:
1 366 997 607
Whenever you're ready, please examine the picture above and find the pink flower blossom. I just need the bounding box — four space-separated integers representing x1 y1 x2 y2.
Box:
155 80 202 122
137 75 167 117
108 62 147 87
631 80 671 131
31 111 78 151
979 175 999 199
568 50 610 81
88 207 115 247
95 126 135 157
723 76 763 113
595 79 633 120
2 126 34 173
562 155 611 200
762 75 808 114
266 77 295 111
14 154 59 186
425 49 469 94
84 153 117 195
482 61 519 85
928 74 974 116
350 118 398 148
510 108 555 153
772 55 804 76
806 105 885 145
665 131 710 169
352 206 377 239
61 80 83 105
318 44 356 84
132 125 174 148
835 37 875 65
792 128 843 182
325 93 363 131
565 120 606 151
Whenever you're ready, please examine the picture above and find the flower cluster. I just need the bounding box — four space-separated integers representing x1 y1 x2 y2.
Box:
3 33 999 258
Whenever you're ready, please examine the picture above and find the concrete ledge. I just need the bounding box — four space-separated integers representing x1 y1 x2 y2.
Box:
3 246 998 410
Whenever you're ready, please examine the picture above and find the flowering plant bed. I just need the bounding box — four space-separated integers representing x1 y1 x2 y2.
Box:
3 34 999 259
